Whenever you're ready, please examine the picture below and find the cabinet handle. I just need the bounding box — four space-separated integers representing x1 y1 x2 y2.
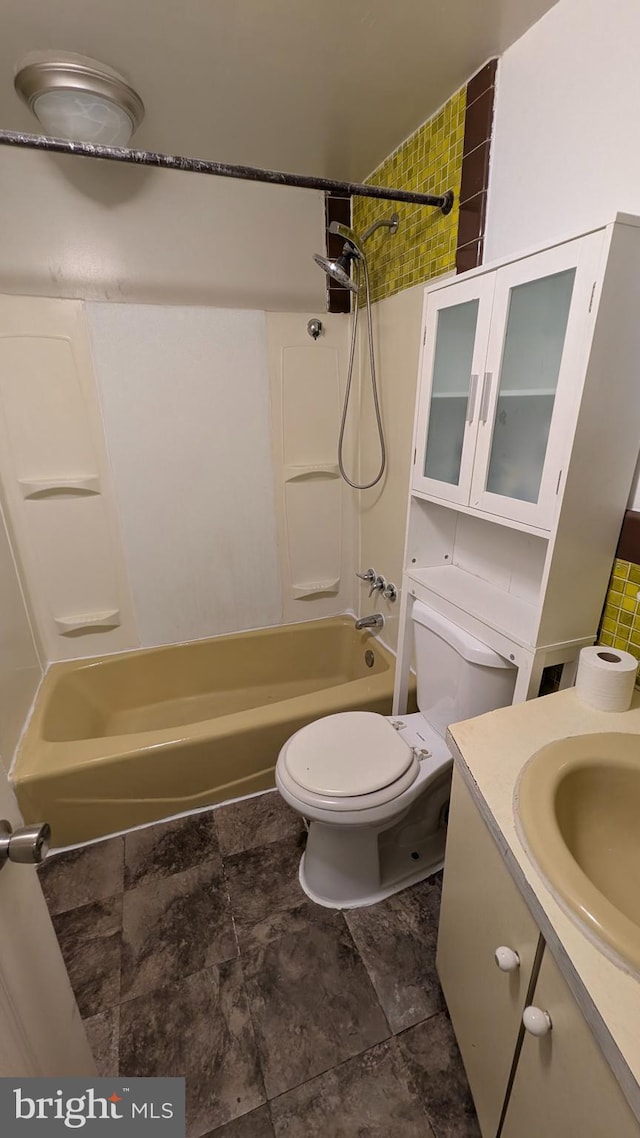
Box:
466 373 479 423
479 371 493 424
523 1006 552 1036
494 945 520 972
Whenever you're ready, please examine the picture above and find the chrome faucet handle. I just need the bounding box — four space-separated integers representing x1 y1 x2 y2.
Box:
382 581 398 602
369 574 386 597
356 568 377 583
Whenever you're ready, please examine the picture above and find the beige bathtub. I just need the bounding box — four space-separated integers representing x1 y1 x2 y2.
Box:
15 616 410 847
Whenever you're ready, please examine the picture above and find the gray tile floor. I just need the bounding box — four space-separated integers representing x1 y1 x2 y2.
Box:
38 791 480 1138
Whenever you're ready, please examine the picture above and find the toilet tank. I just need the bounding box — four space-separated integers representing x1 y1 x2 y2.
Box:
411 601 516 737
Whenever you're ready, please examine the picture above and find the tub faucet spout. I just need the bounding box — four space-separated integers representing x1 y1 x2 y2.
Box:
355 613 384 631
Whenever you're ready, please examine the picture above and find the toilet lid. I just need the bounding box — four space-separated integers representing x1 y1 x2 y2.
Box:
283 712 414 797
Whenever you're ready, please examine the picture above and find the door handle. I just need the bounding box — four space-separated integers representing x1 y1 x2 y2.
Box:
479 371 493 424
0 820 51 870
466 373 479 423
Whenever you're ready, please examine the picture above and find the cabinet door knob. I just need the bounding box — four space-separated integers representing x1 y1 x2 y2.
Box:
494 945 520 972
523 1006 552 1036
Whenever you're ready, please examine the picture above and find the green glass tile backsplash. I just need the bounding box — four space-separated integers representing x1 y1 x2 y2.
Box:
598 558 640 659
352 86 466 304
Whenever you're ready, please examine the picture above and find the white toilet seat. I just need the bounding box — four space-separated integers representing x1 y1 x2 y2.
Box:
277 711 421 813
284 711 414 793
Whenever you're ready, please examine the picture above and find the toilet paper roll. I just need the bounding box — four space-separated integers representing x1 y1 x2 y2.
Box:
575 645 638 713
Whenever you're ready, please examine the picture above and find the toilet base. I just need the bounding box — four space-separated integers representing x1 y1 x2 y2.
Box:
297 768 450 909
298 845 444 910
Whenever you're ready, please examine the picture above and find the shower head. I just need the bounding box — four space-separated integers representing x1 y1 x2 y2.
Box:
314 220 363 291
328 220 366 259
313 212 399 292
313 250 360 292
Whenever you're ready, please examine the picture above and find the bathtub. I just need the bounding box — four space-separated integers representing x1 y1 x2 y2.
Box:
14 616 410 847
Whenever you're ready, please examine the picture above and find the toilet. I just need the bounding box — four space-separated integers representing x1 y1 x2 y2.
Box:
276 601 516 908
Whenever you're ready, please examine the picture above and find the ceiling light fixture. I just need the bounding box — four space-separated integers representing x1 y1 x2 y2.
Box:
14 54 144 147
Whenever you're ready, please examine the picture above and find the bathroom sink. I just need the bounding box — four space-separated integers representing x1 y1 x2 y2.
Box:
515 733 640 974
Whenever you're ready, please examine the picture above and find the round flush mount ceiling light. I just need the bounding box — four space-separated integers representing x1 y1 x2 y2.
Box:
14 54 144 147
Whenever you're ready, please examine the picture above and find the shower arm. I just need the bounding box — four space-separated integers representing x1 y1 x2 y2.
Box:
361 214 400 243
0 129 455 213
329 214 400 260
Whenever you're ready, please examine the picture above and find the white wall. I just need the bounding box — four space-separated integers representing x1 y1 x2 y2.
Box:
485 0 640 509
0 150 326 313
87 303 283 647
486 0 640 263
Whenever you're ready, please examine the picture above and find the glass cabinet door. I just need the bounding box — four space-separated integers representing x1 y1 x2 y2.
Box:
470 234 604 529
485 268 575 503
413 276 495 504
424 300 478 486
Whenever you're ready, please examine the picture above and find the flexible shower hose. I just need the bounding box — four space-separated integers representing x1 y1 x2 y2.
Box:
337 256 386 490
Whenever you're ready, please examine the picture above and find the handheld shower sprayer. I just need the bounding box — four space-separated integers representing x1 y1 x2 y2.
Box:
312 213 400 489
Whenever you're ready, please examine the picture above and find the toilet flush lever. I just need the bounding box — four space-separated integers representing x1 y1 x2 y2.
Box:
0 819 51 872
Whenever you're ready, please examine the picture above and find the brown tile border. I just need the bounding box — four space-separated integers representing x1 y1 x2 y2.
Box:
456 239 484 275
457 191 487 249
466 59 497 106
456 59 497 274
325 193 352 314
616 510 640 564
459 141 491 203
462 89 494 158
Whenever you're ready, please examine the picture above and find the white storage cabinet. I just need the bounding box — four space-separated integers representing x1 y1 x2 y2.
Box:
395 215 640 707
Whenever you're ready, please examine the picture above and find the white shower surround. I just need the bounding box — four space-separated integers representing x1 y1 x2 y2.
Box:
87 303 283 647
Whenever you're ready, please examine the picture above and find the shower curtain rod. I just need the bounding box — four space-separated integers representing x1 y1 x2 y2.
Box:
0 129 454 214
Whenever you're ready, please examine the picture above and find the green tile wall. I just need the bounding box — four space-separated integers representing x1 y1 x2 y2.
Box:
598 558 640 660
352 87 466 304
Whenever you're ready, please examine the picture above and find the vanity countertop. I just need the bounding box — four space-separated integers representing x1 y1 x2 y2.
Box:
448 687 640 1117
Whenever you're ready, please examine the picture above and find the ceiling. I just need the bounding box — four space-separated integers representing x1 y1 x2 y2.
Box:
0 0 559 309
2 0 558 181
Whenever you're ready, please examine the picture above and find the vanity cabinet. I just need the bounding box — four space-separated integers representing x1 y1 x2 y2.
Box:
438 769 640 1138
501 949 639 1138
394 214 640 709
437 768 541 1136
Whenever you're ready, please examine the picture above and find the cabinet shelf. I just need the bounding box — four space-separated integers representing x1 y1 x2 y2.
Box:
410 489 551 538
498 388 556 398
408 564 538 646
430 389 556 401
431 392 469 399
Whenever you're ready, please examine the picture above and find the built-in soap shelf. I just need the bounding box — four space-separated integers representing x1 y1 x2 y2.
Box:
284 464 339 482
54 609 120 636
291 578 340 599
19 476 101 500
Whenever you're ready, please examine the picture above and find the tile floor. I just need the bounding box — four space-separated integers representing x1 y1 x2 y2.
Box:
38 790 480 1138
